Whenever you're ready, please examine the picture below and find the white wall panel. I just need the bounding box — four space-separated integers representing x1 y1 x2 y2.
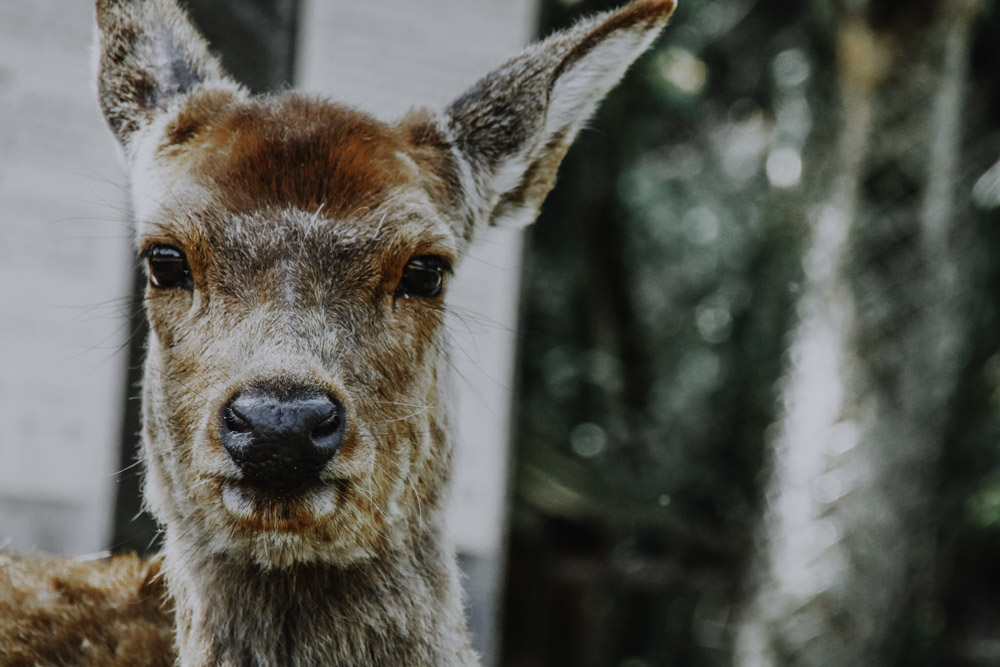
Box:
0 2 131 554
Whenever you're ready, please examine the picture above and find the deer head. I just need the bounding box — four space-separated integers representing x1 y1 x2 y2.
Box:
94 0 675 571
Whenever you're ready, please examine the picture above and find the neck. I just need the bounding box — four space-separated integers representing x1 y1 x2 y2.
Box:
163 527 476 667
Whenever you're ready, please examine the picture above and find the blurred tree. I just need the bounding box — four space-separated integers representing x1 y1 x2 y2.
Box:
736 1 986 664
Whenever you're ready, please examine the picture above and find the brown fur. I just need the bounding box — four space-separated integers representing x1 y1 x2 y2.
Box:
180 95 416 216
0 553 172 666
2 1 674 665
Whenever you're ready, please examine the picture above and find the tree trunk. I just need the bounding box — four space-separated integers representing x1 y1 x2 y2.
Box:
737 1 981 664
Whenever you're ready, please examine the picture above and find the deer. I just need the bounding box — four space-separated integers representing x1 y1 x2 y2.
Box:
0 0 675 664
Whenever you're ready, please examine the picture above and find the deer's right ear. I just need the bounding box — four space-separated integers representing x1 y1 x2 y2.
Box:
94 0 236 156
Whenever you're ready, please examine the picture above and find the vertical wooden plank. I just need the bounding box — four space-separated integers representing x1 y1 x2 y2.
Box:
0 2 130 554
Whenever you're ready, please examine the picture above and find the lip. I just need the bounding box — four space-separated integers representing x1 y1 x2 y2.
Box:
219 479 341 533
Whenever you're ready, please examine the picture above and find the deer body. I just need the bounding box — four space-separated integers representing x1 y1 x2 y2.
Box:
0 1 674 664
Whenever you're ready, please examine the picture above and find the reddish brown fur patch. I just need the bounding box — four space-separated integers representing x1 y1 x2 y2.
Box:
181 95 417 217
162 88 240 147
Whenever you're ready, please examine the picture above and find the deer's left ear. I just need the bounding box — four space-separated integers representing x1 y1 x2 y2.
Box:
438 0 674 235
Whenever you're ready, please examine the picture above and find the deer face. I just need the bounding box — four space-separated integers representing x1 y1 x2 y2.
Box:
129 93 463 566
94 0 674 567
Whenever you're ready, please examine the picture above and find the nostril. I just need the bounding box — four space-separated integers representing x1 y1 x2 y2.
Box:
222 405 252 434
310 410 341 442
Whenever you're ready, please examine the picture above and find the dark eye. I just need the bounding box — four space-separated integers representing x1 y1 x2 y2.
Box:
396 255 450 299
143 245 193 290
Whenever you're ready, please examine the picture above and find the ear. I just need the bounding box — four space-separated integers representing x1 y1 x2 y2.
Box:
441 0 675 234
94 0 238 156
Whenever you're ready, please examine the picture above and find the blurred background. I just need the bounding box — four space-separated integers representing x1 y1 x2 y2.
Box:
3 0 1000 666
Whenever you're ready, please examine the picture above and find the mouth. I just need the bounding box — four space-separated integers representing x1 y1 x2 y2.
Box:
219 478 344 533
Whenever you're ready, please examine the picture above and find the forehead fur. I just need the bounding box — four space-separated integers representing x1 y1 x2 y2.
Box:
155 92 422 218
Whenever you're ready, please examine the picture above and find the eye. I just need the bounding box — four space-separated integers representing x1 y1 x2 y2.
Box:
396 255 450 299
143 244 193 290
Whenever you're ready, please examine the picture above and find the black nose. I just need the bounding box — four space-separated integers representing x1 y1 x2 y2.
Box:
220 387 345 491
